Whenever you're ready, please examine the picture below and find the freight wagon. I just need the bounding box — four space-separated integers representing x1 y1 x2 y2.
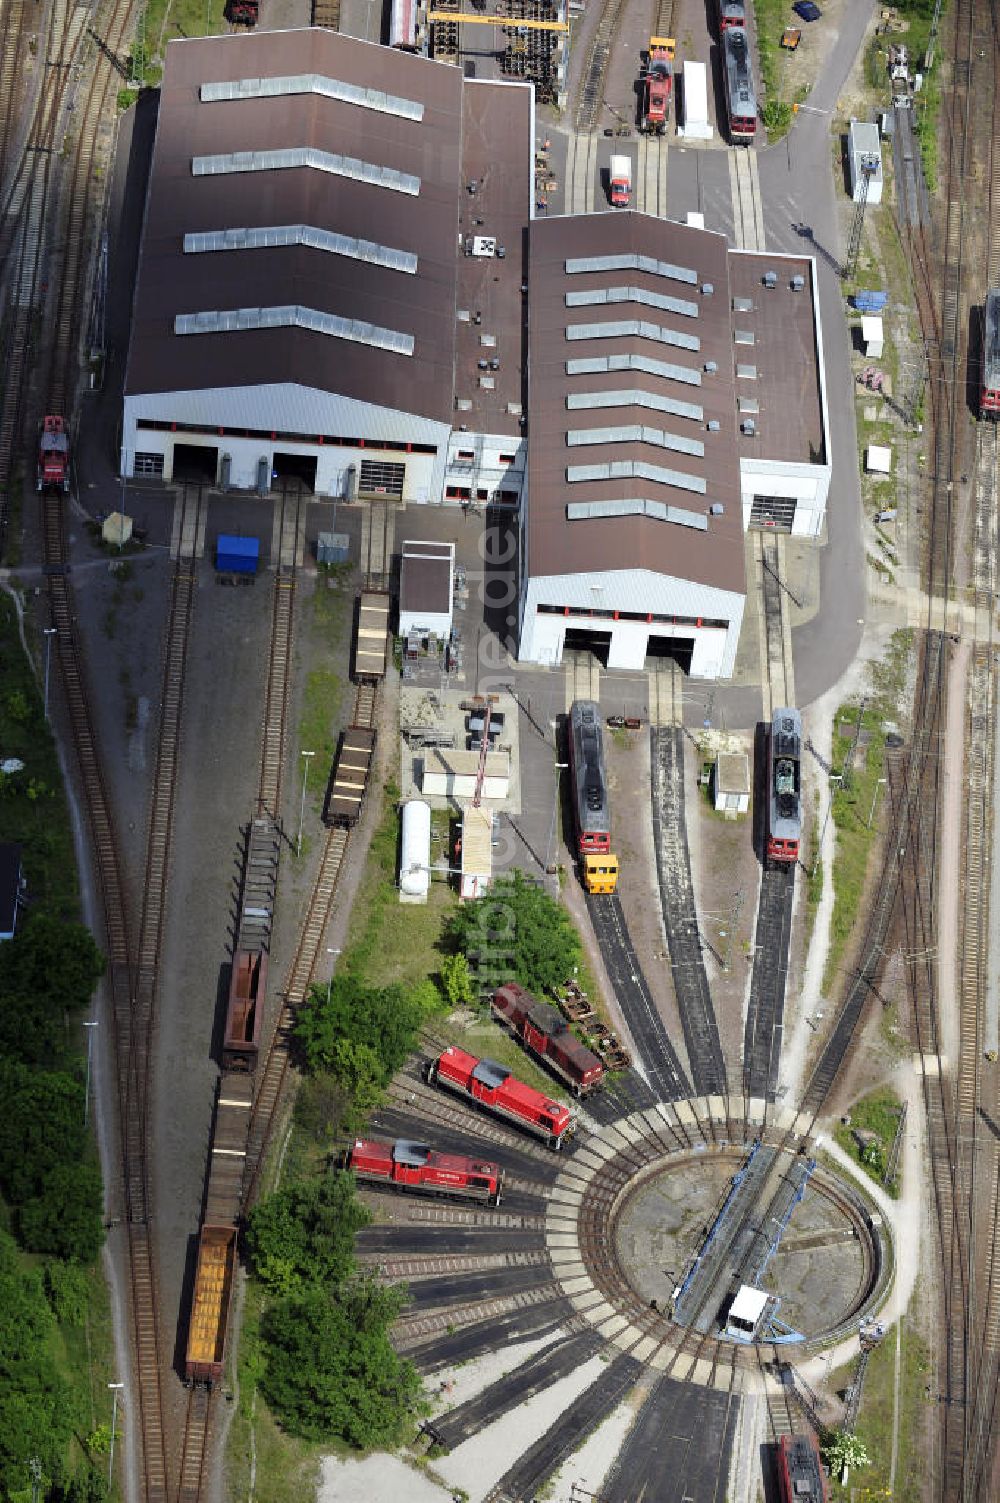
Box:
492 982 604 1096
767 707 802 864
222 950 267 1071
428 1045 574 1148
185 1074 252 1385
348 1137 504 1204
353 590 390 682
325 725 377 827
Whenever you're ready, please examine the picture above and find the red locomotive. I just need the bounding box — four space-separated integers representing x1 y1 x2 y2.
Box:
348 1137 504 1204
37 415 70 494
492 983 604 1096
981 289 1000 417
776 1434 828 1503
428 1045 574 1149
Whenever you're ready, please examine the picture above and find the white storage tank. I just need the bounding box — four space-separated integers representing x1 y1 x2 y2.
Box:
399 799 431 904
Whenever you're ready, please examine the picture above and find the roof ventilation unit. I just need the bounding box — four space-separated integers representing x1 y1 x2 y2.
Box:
733 296 753 313
791 274 805 290
701 282 714 295
704 360 718 373
457 309 470 322
456 399 473 411
741 419 756 436
707 419 721 431
709 503 725 515
763 271 778 289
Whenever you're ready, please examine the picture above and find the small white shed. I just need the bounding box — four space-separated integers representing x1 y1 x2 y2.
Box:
714 753 750 816
865 444 892 474
678 61 713 140
725 1285 770 1341
848 120 883 204
399 540 454 641
861 315 884 358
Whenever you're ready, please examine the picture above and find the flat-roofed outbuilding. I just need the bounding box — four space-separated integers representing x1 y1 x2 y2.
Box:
519 212 746 679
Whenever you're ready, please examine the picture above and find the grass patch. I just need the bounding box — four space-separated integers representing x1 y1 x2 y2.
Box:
833 1086 904 1195
822 707 889 993
131 0 228 87
51 1258 118 1475
0 592 79 917
826 1314 930 1501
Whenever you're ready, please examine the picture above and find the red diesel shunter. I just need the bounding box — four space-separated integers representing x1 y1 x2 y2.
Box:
348 1137 504 1204
492 982 604 1096
37 415 70 494
776 1434 829 1503
428 1045 574 1149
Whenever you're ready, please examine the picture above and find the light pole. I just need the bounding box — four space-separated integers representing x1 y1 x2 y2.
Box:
107 1382 124 1488
83 1020 98 1126
867 775 888 828
544 762 569 882
43 627 57 718
297 750 316 857
326 947 341 1004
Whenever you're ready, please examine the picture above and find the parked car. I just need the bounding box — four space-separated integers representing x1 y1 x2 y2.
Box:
793 1 822 19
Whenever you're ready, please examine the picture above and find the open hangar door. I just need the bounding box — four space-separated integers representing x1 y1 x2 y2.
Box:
172 443 219 483
645 633 694 675
563 626 612 666
272 452 318 492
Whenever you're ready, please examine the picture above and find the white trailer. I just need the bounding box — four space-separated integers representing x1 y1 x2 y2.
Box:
678 59 713 140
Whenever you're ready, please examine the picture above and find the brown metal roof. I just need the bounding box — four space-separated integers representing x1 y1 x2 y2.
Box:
125 29 466 422
727 251 825 466
526 213 746 596
400 540 453 615
454 80 532 437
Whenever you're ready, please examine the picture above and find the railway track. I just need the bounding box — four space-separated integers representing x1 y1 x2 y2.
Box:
756 531 794 719
565 645 599 706
574 0 629 134
649 719 728 1096
258 481 304 819
743 863 794 1105
585 892 692 1101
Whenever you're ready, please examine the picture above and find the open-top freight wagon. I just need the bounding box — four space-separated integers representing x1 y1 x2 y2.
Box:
185 1074 251 1385
428 1045 574 1148
353 590 390 682
222 950 266 1071
347 1137 504 1204
492 982 604 1096
325 725 377 827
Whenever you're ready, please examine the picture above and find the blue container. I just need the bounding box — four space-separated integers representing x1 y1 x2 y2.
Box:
854 290 888 313
216 534 259 574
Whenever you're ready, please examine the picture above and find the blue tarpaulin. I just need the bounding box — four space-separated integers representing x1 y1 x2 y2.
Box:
216 534 259 574
854 290 888 312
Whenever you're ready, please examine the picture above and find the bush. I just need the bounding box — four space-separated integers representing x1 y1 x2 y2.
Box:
260 1279 420 1447
19 1161 104 1262
294 977 423 1083
0 915 104 1068
293 1071 349 1145
446 870 581 995
246 1172 370 1298
43 1261 91 1325
0 1229 75 1488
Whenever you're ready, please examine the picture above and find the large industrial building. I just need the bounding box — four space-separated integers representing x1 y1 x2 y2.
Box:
122 28 532 506
123 28 830 682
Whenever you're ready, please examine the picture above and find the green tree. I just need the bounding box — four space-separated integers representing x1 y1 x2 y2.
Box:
246 1172 370 1298
0 1063 87 1204
440 952 473 1008
823 1429 870 1475
447 870 581 995
0 1229 74 1488
19 1161 104 1262
43 1261 91 1325
293 1071 350 1145
0 915 104 1067
260 1279 420 1446
294 977 423 1081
